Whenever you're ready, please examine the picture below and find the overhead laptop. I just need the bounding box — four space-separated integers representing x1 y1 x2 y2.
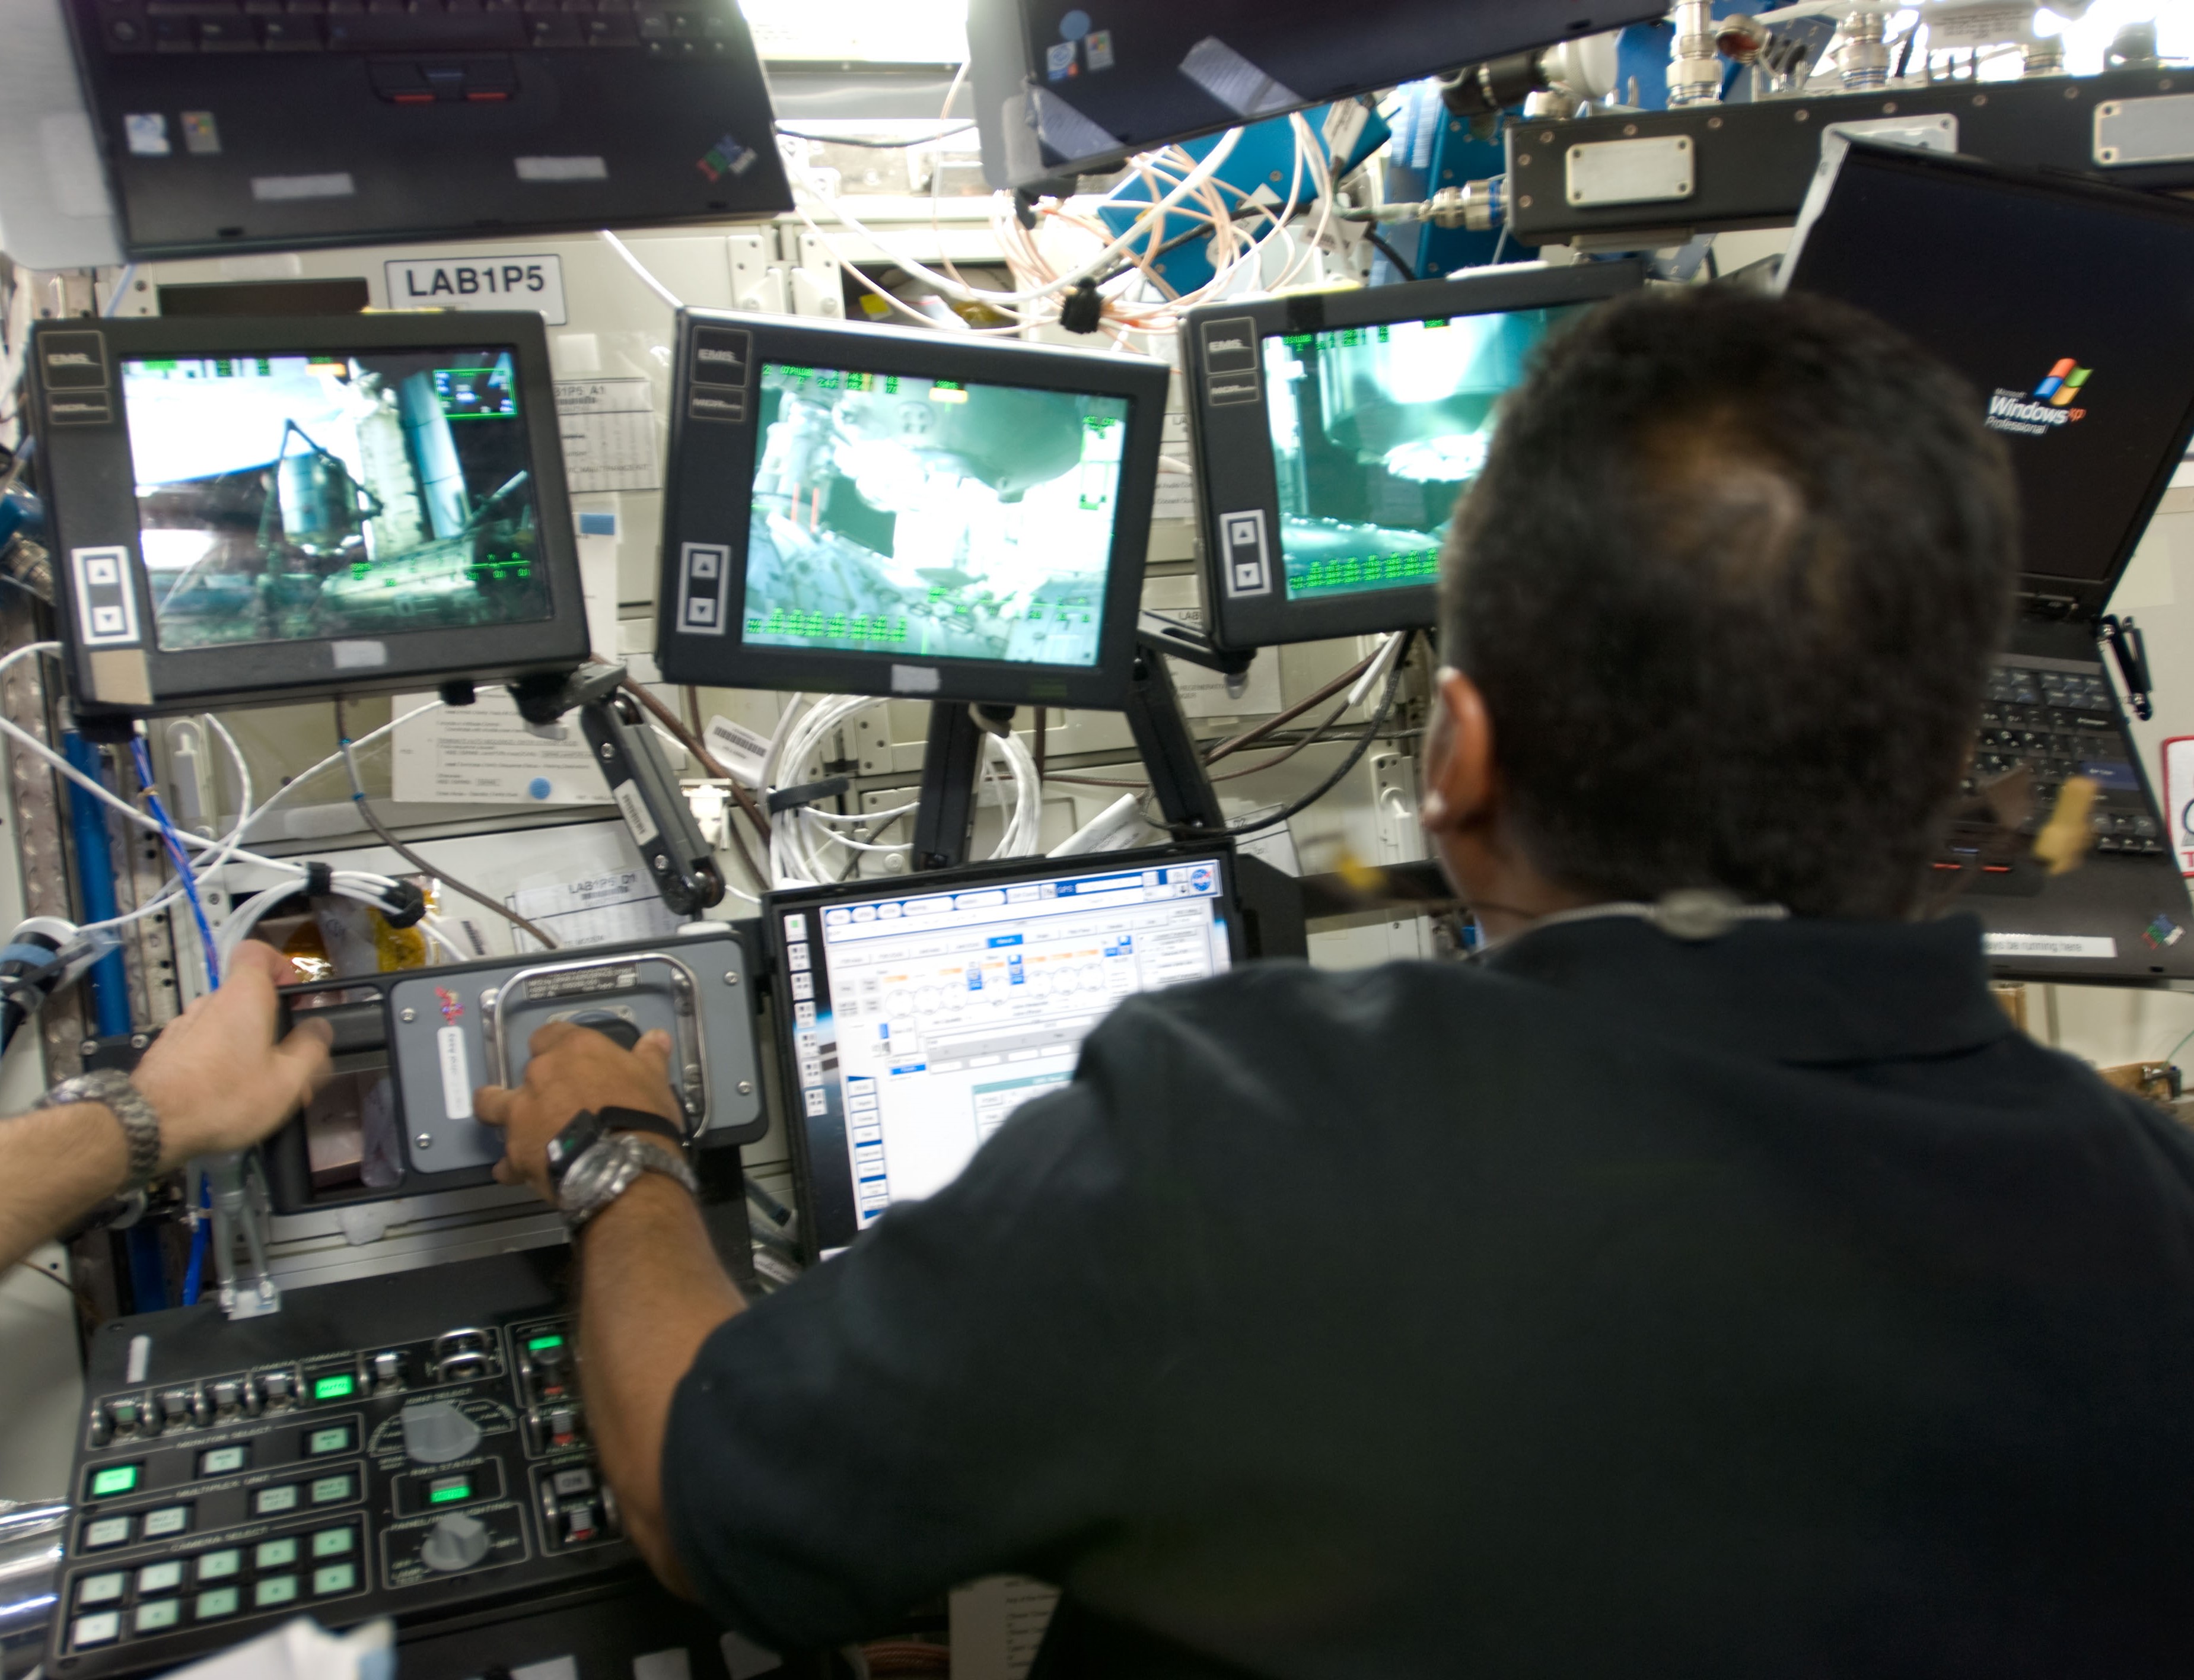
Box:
1782 141 2194 984
56 0 791 259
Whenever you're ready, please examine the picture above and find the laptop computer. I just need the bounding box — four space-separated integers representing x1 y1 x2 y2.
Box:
56 0 792 259
1782 141 2194 984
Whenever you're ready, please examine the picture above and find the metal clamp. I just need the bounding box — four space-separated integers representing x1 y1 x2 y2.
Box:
482 952 708 1139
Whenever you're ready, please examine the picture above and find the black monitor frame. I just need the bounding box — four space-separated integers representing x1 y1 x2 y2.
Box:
966 0 1669 190
27 310 587 720
1186 259 1645 651
767 843 1245 1259
1780 141 2194 625
657 310 1167 710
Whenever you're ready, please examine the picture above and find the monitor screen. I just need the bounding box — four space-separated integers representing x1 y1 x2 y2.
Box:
743 361 1130 668
118 346 553 653
777 853 1235 1251
1262 306 1590 606
1784 147 2194 600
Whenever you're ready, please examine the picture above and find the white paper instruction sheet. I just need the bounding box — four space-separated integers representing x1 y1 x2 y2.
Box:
556 378 660 493
390 688 603 806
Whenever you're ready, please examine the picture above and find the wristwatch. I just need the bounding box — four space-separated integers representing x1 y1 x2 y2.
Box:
39 1068 162 1191
544 1106 687 1190
556 1132 700 1232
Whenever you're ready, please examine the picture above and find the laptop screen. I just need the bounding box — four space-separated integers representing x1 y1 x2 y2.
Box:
1783 145 2194 599
774 852 1236 1252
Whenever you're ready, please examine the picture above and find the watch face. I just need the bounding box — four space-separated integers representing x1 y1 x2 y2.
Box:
546 1111 605 1185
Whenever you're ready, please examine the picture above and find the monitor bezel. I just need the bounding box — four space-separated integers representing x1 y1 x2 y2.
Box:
766 843 1246 1259
28 310 588 718
657 310 1167 711
1780 141 2194 622
1186 259 1647 652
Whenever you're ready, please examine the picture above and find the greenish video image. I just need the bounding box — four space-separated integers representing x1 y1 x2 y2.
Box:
121 348 550 652
743 362 1130 666
1263 307 1585 601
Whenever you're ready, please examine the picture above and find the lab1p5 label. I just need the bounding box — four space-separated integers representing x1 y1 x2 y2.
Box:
383 256 568 325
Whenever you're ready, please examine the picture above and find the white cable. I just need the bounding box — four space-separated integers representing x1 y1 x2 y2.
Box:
795 126 1245 312
599 230 683 311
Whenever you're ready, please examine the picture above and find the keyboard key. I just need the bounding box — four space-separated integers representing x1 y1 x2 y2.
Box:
195 1586 241 1621
77 1573 127 1606
83 1516 132 1550
262 16 325 43
254 1575 301 1609
136 1598 184 1633
196 1549 242 1581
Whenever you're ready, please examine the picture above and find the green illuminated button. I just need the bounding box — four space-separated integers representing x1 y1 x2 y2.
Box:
426 1474 470 1505
89 1464 139 1498
77 1572 126 1606
195 1586 240 1621
311 1526 354 1559
137 1560 183 1594
255 1538 298 1570
135 1598 183 1634
142 1506 190 1538
253 1575 299 1609
310 1474 353 1505
195 1549 241 1582
199 1444 247 1477
311 1563 357 1596
526 1334 564 1351
254 1485 300 1516
307 1425 353 1457
311 1373 356 1403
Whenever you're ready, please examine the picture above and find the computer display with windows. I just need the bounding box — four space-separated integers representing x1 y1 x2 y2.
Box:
771 848 1240 1255
29 311 587 717
1781 142 2194 617
659 312 1167 709
1186 260 1644 650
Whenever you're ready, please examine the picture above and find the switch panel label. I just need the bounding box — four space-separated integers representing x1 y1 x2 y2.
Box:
438 1026 473 1121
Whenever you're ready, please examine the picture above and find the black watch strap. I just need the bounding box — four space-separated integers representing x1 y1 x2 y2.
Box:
595 1106 687 1147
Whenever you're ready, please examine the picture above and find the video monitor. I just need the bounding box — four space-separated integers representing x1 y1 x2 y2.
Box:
30 312 587 718
770 847 1240 1256
1781 142 2194 619
1187 260 1644 650
659 313 1166 709
966 0 1668 190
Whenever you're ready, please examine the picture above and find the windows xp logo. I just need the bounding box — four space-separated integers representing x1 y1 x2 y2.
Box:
2033 358 2092 411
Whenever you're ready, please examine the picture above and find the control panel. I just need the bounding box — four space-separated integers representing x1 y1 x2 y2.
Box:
48 1253 634 1678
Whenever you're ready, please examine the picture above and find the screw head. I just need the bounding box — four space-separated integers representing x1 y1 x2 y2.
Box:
723 971 740 985
1623 122 1638 135
130 1033 148 1050
1517 152 1532 166
1794 109 1810 122
400 1007 417 1023
737 1081 753 1095
79 1040 97 1057
1517 193 1533 209
599 743 614 760
1539 130 1553 143
415 1133 434 1149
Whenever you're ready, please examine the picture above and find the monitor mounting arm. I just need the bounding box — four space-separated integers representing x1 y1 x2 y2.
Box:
508 664 725 918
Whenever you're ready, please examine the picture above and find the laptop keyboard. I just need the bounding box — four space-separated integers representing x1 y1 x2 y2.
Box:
88 0 744 59
1944 663 2163 868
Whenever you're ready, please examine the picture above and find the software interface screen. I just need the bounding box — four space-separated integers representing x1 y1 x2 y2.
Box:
120 350 551 654
1261 306 1584 602
784 860 1231 1231
743 362 1131 666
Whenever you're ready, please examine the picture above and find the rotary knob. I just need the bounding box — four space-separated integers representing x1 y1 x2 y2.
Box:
400 1399 482 1465
419 1512 491 1574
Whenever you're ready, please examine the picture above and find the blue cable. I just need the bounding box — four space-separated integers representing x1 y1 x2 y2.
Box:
181 1173 211 1306
129 737 220 988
